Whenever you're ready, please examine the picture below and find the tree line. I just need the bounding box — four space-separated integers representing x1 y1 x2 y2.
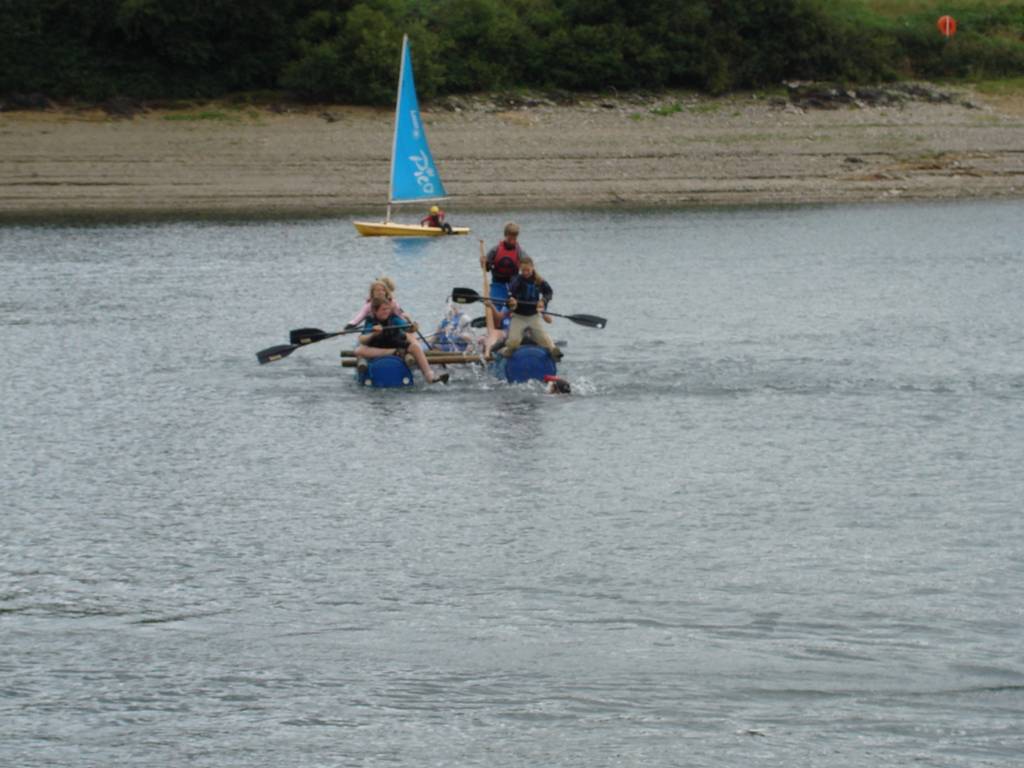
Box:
2 0 1022 105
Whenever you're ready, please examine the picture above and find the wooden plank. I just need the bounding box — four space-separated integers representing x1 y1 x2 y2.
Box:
340 349 481 358
341 354 484 367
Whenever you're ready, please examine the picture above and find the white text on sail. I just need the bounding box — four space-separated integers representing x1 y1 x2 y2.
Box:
409 150 437 194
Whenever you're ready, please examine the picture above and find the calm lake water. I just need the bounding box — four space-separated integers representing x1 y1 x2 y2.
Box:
2 201 1023 767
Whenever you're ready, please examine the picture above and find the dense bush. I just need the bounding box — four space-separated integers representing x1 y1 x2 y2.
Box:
1 0 1021 104
0 0 296 99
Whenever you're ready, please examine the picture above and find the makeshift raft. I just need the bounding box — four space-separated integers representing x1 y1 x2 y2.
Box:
340 344 557 388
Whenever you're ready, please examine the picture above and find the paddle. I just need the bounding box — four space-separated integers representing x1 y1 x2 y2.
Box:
472 315 570 341
450 287 607 329
410 321 435 351
288 326 357 346
257 326 364 365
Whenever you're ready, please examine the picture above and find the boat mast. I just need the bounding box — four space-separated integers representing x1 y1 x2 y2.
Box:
385 35 408 224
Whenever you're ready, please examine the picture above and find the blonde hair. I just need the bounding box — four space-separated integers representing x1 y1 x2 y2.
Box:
519 255 543 285
376 275 396 294
503 222 519 238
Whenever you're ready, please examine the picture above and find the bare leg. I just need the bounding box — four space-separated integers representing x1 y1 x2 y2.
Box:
406 338 436 382
483 299 504 334
483 328 506 357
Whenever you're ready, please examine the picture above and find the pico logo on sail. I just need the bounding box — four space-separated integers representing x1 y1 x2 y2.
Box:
409 149 438 195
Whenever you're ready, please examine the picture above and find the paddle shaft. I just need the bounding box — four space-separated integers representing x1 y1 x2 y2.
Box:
294 321 423 345
289 327 359 346
257 327 363 364
261 320 418 365
451 287 606 329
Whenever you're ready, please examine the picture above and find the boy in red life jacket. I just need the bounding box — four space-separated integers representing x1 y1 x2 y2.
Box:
480 221 525 330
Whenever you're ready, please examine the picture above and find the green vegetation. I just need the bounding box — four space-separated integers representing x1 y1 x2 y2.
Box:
974 76 1024 95
828 0 1024 80
1 0 1021 106
650 103 685 117
689 102 725 115
162 111 236 122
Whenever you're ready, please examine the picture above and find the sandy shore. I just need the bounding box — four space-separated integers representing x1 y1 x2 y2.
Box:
1 86 1022 221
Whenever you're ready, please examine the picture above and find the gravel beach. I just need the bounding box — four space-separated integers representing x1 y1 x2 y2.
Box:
1 85 1022 221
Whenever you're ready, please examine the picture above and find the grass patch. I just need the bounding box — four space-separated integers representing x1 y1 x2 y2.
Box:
849 0 1016 16
650 102 684 117
689 132 780 144
223 90 290 107
753 87 789 100
162 110 237 122
828 0 1024 34
973 76 1024 95
690 102 724 115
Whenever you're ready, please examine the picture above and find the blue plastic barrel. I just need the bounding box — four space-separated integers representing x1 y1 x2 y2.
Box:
356 355 414 388
501 346 557 383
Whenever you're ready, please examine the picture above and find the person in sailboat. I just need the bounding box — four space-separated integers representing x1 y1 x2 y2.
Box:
420 205 452 233
347 276 406 329
502 256 562 361
480 221 524 332
355 297 449 384
430 299 478 353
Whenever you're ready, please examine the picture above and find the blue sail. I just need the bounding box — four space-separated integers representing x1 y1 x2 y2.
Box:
389 35 447 205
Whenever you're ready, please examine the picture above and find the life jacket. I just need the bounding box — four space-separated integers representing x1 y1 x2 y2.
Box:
509 275 546 315
491 241 521 283
363 314 408 347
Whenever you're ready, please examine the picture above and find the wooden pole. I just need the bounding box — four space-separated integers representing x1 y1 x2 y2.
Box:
481 238 495 337
342 354 483 367
341 349 479 358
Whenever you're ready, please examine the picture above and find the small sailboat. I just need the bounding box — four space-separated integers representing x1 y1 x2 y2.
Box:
353 35 468 238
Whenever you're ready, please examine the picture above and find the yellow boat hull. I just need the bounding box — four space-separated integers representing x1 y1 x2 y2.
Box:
352 221 470 237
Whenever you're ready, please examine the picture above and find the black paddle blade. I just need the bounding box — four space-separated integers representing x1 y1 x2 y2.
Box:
451 287 481 304
566 313 607 329
256 344 297 364
289 327 329 345
469 316 488 328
